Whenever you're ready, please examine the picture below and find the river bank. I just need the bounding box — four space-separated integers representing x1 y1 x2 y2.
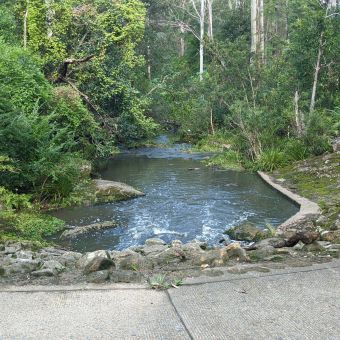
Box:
1 147 339 286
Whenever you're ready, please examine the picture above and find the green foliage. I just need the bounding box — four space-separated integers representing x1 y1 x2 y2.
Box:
143 0 339 170
0 210 64 243
148 274 169 290
255 149 288 172
0 187 32 211
204 151 243 171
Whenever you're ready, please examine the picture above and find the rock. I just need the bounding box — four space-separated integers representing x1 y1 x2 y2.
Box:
77 250 110 267
61 221 117 239
83 256 114 274
277 231 320 248
42 260 65 274
293 241 305 251
94 179 144 203
6 259 41 274
171 240 183 247
145 238 166 246
278 221 317 239
112 250 145 270
77 250 115 274
59 252 82 267
249 245 276 261
187 239 208 250
219 235 232 246
275 248 292 255
4 245 21 255
199 249 229 267
86 270 110 283
255 238 284 248
302 241 326 252
148 247 186 266
321 230 340 243
31 269 56 277
225 243 249 262
225 223 266 242
0 266 5 276
16 250 34 260
141 244 168 256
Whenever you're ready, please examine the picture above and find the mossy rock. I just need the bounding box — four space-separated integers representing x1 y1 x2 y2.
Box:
94 179 145 203
225 223 267 242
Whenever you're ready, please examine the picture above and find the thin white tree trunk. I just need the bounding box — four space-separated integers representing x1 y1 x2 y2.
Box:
294 90 305 137
23 0 29 49
207 0 213 41
179 24 185 57
45 0 54 38
147 45 151 80
251 0 258 57
310 32 324 113
199 0 206 81
259 0 265 63
210 108 215 135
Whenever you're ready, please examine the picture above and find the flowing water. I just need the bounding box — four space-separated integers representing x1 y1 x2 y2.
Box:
51 140 299 252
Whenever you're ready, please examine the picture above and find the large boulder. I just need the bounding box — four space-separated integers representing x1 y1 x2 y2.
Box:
5 259 41 274
59 251 82 267
77 250 115 274
112 249 146 270
41 260 65 274
94 179 144 203
225 223 267 242
225 243 249 262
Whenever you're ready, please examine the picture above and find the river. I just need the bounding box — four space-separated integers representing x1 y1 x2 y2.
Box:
52 140 299 252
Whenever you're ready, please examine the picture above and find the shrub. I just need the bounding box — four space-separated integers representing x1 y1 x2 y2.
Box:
0 210 64 243
256 149 288 171
284 139 309 161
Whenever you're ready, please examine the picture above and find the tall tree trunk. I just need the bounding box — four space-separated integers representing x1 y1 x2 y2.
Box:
228 0 233 10
259 0 265 63
310 32 324 114
23 0 29 49
199 0 206 81
210 108 215 135
251 0 258 58
207 0 213 41
179 24 185 57
251 0 265 64
147 45 151 80
294 90 305 137
45 0 54 38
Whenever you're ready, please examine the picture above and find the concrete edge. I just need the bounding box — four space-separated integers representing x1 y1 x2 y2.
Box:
257 171 321 232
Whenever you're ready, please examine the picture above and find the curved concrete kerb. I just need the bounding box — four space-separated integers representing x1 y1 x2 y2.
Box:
257 171 321 233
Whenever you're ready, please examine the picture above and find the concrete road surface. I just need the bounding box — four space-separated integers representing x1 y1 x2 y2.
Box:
1 260 339 340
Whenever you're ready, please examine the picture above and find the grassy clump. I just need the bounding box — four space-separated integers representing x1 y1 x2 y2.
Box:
204 151 243 170
0 210 64 245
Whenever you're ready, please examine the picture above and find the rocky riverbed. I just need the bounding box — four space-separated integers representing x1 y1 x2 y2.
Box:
1 231 339 287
